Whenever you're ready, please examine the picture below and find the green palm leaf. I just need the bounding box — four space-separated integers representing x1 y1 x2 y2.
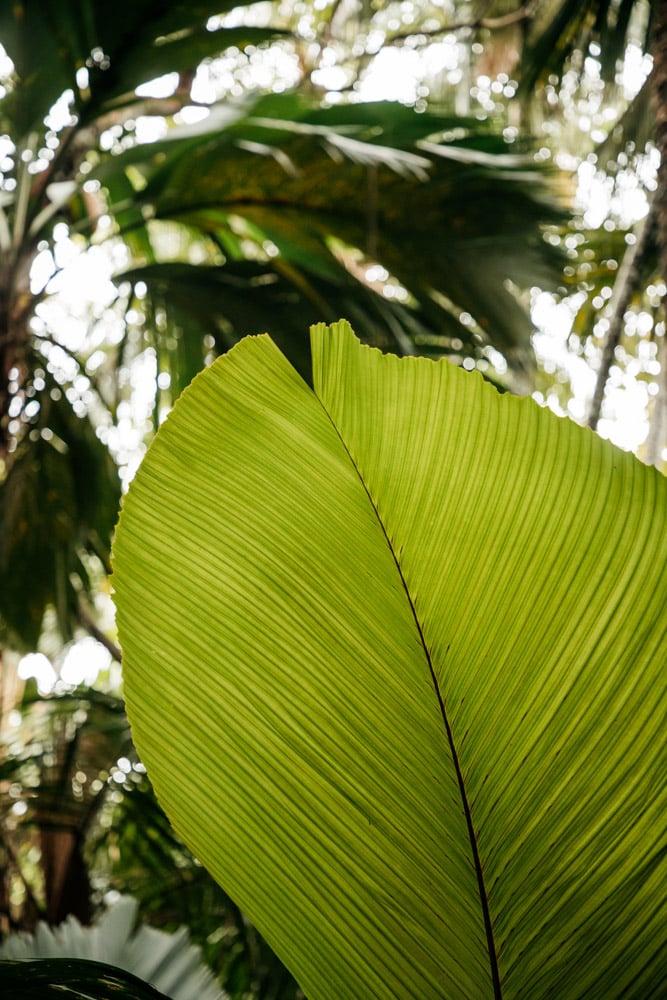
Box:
0 1 272 135
113 320 666 998
0 376 120 648
520 0 652 94
97 93 567 370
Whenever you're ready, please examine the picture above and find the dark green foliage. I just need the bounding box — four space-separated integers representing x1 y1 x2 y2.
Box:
0 373 119 649
0 958 170 998
99 91 567 373
520 0 654 93
0 3 568 647
0 1 272 134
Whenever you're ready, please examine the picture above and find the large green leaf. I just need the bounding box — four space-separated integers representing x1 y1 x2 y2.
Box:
113 320 666 998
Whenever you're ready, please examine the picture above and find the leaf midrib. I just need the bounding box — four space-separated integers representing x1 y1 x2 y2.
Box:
318 397 502 1000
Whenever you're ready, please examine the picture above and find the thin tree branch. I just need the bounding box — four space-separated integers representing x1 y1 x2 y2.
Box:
76 602 122 663
644 0 667 464
79 778 115 840
320 0 347 47
644 325 667 466
366 164 378 259
386 0 538 45
588 197 657 431
651 0 667 283
0 829 44 921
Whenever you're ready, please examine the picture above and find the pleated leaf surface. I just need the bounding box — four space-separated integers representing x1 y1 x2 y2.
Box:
113 320 667 999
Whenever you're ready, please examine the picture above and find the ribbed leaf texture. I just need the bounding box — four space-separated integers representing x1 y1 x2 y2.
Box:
113 320 667 999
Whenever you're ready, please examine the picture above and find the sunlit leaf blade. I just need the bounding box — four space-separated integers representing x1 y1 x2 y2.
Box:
113 321 667 999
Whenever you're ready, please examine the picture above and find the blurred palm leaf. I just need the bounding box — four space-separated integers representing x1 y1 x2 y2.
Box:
96 92 568 374
0 0 284 646
0 3 568 649
0 1 274 136
0 370 120 650
520 0 653 94
565 221 659 338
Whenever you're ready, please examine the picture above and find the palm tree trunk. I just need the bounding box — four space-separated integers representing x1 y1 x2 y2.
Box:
40 827 92 926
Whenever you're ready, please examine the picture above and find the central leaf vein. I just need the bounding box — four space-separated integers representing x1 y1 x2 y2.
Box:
319 404 502 999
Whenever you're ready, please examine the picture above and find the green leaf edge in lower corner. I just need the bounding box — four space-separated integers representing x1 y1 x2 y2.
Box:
0 958 171 999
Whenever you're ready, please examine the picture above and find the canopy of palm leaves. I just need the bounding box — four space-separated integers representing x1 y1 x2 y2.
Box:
0 0 567 650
